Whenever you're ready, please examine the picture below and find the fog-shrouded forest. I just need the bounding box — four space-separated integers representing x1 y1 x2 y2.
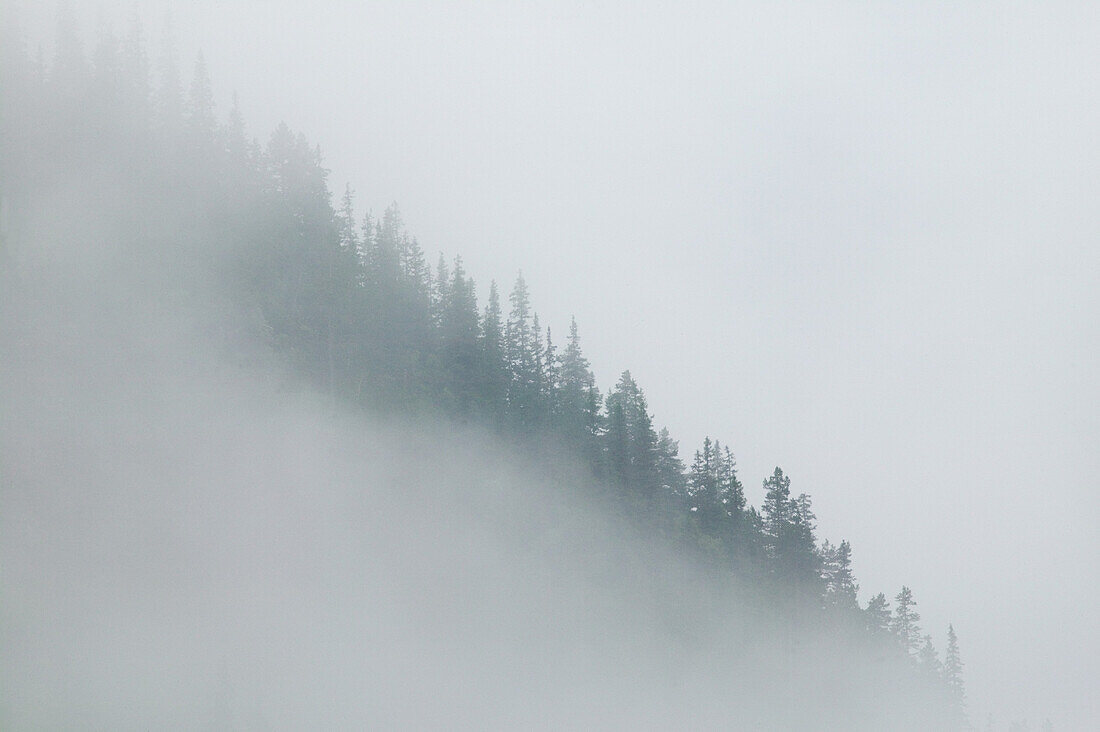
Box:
1 4 1095 731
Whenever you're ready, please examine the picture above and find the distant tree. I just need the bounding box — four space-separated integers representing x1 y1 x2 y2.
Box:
761 467 819 586
604 371 660 501
541 324 558 424
864 593 891 635
477 281 508 425
367 203 404 288
943 624 967 728
402 236 430 298
761 466 792 553
439 256 480 415
788 493 821 586
555 316 601 461
891 586 922 657
431 253 449 328
504 273 541 432
917 634 942 678
654 427 685 496
689 437 728 540
336 185 359 254
822 539 859 611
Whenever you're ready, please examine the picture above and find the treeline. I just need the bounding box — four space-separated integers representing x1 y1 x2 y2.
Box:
0 12 969 728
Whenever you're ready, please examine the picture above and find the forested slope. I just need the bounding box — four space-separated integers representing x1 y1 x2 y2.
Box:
0 16 968 729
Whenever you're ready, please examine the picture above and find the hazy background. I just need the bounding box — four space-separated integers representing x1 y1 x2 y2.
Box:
8 1 1099 727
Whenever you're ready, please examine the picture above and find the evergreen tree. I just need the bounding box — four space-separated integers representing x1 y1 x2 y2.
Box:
542 324 558 423
891 586 922 658
788 493 821 588
822 539 859 611
368 202 404 288
761 466 791 548
654 428 685 496
403 236 430 299
554 316 602 466
689 437 723 535
504 273 540 432
431 252 450 328
943 624 967 728
335 185 359 253
865 592 892 636
439 256 480 415
917 634 942 679
604 371 660 500
477 281 508 424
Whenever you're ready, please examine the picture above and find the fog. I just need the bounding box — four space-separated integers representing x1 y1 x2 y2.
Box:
4 1 1099 729
3 172 930 729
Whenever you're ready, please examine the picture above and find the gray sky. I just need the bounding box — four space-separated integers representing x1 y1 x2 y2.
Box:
16 1 1100 727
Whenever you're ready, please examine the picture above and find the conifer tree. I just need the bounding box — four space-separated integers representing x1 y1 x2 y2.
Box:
865 593 891 635
505 273 540 432
334 185 358 251
431 253 449 328
542 325 558 423
822 539 859 611
654 428 685 496
891 586 922 657
604 371 660 498
918 634 942 678
689 437 723 535
555 316 602 463
402 236 430 299
762 467 798 578
943 624 967 728
478 281 508 424
440 256 479 415
788 493 821 588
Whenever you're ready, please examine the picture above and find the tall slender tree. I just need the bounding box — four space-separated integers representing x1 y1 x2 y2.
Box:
891 586 922 658
943 624 967 728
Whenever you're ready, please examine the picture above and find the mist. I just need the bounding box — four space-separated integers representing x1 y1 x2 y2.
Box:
3 175 928 730
3 1 1098 729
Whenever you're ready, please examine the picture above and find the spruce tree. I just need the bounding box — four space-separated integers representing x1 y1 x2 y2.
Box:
918 634 942 678
439 256 479 415
823 539 859 611
504 273 540 432
891 586 922 658
762 467 798 579
478 281 508 424
654 428 685 496
943 624 967 728
865 593 891 636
